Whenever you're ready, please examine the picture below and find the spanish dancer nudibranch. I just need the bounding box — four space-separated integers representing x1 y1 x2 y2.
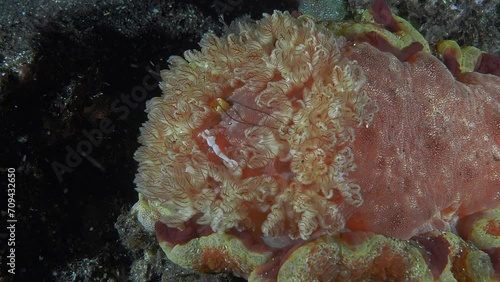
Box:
133 0 500 280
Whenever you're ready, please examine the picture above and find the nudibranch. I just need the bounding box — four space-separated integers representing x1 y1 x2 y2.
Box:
133 0 500 280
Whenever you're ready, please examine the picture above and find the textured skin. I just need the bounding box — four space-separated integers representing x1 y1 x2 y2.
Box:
344 42 500 239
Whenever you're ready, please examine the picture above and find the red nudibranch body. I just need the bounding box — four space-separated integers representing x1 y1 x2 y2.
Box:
345 42 499 239
133 0 500 280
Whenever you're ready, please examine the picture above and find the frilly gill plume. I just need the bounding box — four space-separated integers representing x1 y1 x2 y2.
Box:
134 11 378 241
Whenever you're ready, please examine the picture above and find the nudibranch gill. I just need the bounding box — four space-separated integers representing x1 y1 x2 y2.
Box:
133 0 500 280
